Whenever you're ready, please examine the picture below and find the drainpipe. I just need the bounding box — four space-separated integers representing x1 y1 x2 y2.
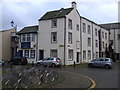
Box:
64 17 66 66
36 33 38 62
80 17 82 63
92 22 94 59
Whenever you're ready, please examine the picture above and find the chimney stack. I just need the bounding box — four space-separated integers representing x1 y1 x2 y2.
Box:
72 1 77 9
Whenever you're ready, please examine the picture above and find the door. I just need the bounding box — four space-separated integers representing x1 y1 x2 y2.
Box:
19 50 23 57
76 52 79 63
39 50 44 60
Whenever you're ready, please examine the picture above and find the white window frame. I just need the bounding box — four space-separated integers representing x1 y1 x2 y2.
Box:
83 50 86 60
87 25 91 34
83 23 86 33
50 49 57 57
51 32 57 43
68 19 72 29
30 50 35 58
76 24 79 31
51 19 57 28
88 50 91 60
24 50 29 58
68 50 73 61
88 37 91 47
68 32 72 44
95 28 97 36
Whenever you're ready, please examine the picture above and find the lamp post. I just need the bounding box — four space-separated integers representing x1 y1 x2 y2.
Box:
11 20 17 32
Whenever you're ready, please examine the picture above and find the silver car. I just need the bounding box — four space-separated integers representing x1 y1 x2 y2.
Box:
88 58 112 69
37 57 62 67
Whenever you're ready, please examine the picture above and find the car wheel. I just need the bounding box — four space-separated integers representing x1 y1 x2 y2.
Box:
37 63 41 66
88 63 93 67
52 63 56 67
105 65 110 69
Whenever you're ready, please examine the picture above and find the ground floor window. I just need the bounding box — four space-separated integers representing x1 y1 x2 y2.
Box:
88 50 91 59
23 49 35 58
30 50 35 58
96 52 98 58
50 49 57 57
83 50 86 60
68 50 73 61
24 50 29 58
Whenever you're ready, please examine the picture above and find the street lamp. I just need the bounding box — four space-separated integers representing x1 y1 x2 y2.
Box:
11 21 14 27
10 20 17 31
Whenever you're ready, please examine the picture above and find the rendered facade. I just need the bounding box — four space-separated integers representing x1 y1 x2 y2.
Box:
0 28 15 61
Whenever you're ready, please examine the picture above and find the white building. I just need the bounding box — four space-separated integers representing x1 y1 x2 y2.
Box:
38 2 81 65
17 25 38 63
38 2 109 65
100 22 120 61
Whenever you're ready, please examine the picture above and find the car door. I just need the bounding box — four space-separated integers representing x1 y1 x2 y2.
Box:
98 58 104 67
94 59 100 66
46 57 54 66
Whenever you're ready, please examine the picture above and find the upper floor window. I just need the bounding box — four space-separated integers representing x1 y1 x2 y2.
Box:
83 50 86 60
76 24 79 31
103 41 104 49
21 34 35 42
87 25 91 34
88 37 91 47
83 23 86 33
68 19 72 29
51 19 57 28
32 33 35 42
105 33 107 39
51 32 57 43
68 32 72 44
102 31 104 38
118 34 120 40
96 40 98 48
95 28 97 36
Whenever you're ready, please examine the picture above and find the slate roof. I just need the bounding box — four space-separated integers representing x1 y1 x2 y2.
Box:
100 22 120 30
17 25 38 34
39 8 74 21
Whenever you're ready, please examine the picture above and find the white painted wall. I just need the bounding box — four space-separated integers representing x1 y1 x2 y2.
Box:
81 18 93 63
65 8 81 65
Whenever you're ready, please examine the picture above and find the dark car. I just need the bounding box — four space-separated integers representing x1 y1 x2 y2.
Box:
9 57 28 65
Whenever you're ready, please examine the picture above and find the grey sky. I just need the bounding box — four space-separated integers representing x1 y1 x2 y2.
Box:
0 0 119 31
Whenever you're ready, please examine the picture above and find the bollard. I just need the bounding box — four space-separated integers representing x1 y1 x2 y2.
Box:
74 61 75 69
32 61 34 67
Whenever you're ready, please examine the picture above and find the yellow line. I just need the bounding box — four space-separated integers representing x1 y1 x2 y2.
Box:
58 70 96 89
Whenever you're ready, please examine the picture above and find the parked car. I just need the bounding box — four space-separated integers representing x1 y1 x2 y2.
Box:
88 58 112 69
9 57 28 65
0 60 4 66
37 57 62 67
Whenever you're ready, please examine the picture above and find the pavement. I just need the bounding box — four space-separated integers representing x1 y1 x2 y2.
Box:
51 66 96 89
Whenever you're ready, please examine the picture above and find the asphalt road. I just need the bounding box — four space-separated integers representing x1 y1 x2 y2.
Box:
55 62 119 89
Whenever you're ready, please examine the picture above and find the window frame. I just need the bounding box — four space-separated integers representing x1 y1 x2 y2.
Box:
51 32 57 43
68 32 72 44
68 49 73 61
51 19 57 28
68 19 72 29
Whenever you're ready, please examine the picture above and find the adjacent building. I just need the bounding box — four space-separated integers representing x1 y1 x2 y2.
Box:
17 25 38 63
0 28 15 61
100 22 120 61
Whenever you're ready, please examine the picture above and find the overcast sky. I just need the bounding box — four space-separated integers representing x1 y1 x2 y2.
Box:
0 0 120 31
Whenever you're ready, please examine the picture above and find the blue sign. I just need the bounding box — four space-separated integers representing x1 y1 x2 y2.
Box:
21 42 31 48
